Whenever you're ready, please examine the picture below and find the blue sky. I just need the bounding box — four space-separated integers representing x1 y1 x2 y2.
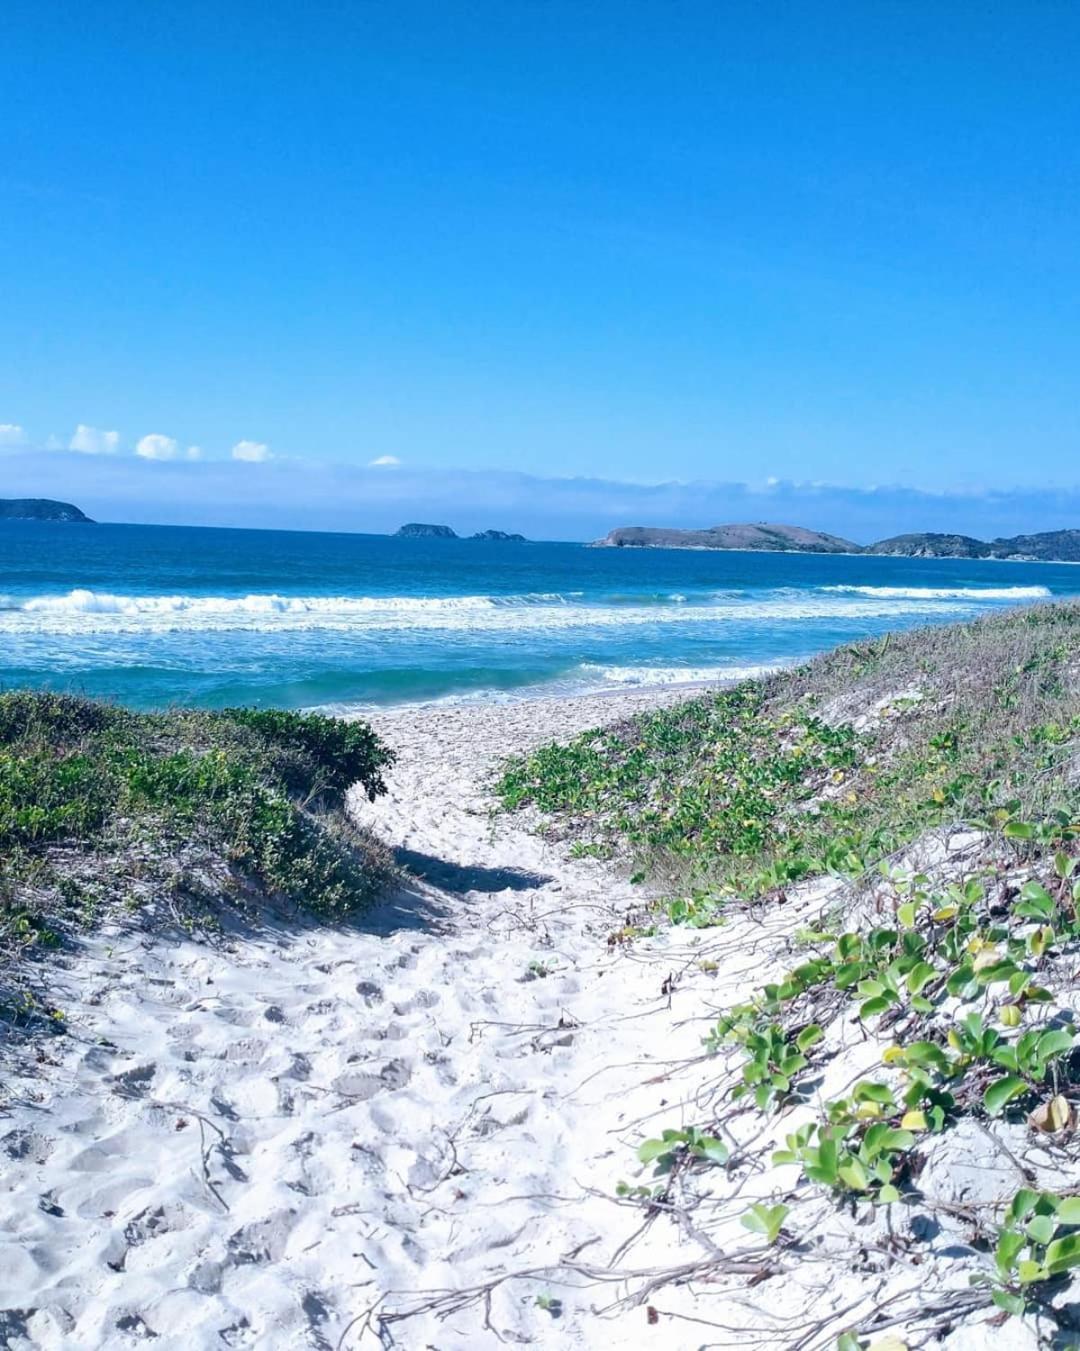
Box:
2 2 1079 533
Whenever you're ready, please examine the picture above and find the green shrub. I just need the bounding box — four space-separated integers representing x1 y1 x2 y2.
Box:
0 693 396 969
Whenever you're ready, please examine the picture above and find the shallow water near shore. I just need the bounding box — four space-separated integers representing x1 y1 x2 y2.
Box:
2 519 1078 710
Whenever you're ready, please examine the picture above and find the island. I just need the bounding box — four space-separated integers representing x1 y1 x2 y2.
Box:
591 521 1080 563
592 522 859 553
866 532 987 559
394 523 458 539
869 529 1080 562
470 529 526 542
0 497 94 523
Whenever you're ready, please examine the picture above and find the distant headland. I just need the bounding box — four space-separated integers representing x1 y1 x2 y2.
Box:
592 522 1080 563
394 523 527 541
0 498 94 523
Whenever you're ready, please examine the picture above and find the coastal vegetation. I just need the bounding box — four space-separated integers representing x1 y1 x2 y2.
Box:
498 602 1080 1341
0 694 393 1024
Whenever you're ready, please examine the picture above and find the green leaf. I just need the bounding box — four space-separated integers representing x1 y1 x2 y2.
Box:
1009 1189 1040 1223
1054 1197 1080 1226
1020 880 1055 910
1026 1214 1055 1246
879 1128 915 1152
696 1137 729 1164
1036 1029 1075 1063
838 1158 869 1191
796 1024 824 1052
1017 1258 1047 1284
991 1289 1025 1316
637 1137 672 1164
859 995 891 1020
1004 821 1036 840
905 1041 950 1074
853 1080 895 1105
984 1075 1027 1116
877 1183 900 1204
906 961 937 995
996 1227 1026 1274
1045 1233 1080 1275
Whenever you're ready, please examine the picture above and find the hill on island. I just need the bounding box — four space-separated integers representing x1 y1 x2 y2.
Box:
0 497 93 523
394 523 458 539
593 522 859 553
594 521 1080 562
870 529 1080 562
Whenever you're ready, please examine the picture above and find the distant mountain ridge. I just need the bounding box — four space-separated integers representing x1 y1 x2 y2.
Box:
0 498 93 523
593 522 1080 562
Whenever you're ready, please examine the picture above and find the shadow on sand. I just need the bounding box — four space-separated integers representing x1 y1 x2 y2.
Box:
392 846 553 896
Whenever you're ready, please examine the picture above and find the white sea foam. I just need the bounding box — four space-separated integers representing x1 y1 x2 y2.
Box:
819 584 1051 601
583 662 785 686
0 586 994 635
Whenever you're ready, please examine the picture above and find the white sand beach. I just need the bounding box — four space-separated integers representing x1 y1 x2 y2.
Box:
1 688 1037 1349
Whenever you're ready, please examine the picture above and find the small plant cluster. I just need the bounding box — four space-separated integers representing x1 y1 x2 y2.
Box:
0 692 395 1000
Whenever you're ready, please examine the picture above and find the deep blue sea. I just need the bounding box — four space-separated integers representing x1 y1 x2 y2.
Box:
1 521 1078 711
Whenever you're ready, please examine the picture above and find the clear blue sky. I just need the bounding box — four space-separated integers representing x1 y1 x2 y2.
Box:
2 2 1079 531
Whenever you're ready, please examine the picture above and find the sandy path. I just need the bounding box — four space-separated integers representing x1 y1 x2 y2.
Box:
2 688 774 1350
3 687 1032 1350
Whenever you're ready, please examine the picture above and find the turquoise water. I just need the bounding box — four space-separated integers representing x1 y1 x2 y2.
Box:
1 521 1077 710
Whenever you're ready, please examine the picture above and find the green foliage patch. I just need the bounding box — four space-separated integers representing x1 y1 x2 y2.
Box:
0 693 396 1001
497 603 1080 919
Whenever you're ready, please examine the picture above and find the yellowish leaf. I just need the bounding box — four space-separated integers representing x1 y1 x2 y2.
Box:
900 1110 927 1131
1029 1095 1076 1135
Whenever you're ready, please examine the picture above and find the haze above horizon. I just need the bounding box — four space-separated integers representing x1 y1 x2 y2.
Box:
2 1 1078 536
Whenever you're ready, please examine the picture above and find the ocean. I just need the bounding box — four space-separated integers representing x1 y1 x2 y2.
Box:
1 520 1076 711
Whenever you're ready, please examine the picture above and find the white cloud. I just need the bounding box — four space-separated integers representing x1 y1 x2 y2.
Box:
135 433 180 461
70 424 120 455
232 440 271 463
369 454 401 467
186 445 202 460
0 424 26 447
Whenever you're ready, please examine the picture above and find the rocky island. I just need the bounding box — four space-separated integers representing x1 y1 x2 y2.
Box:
592 522 859 553
870 528 1080 562
394 522 458 539
0 497 94 523
593 521 1080 562
393 524 528 541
